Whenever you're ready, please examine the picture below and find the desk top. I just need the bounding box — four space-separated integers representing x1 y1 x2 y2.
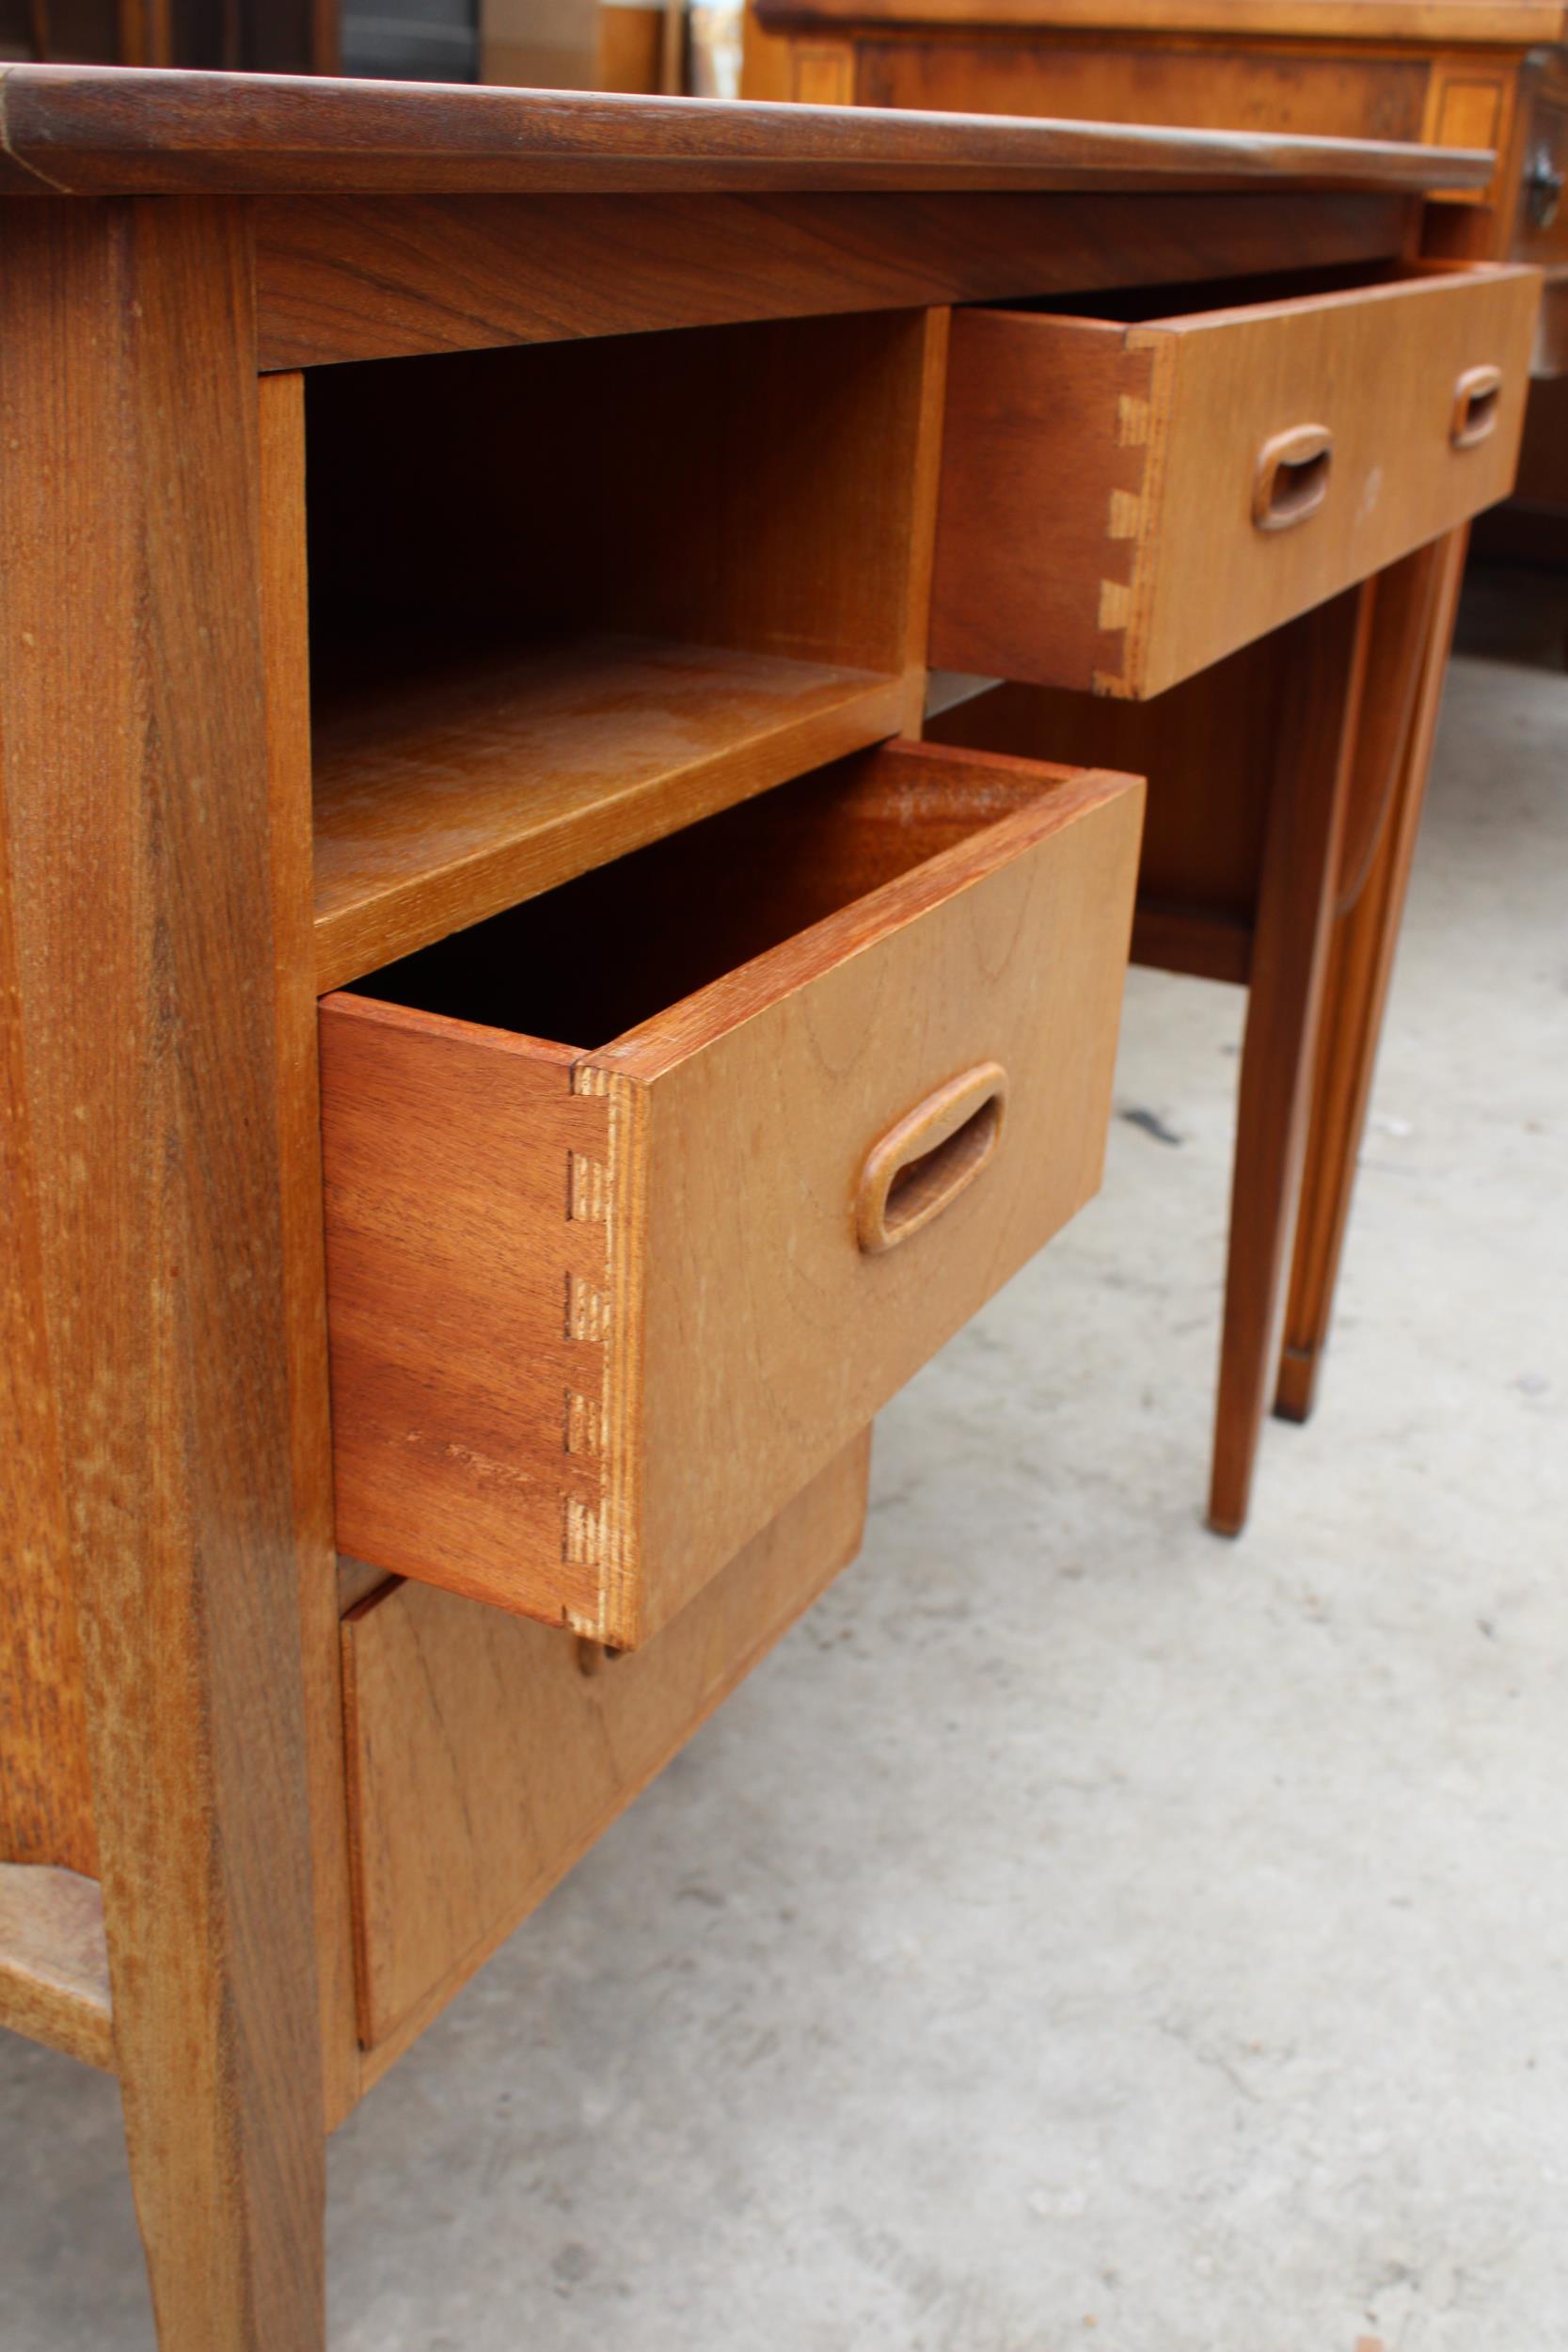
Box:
0 65 1494 199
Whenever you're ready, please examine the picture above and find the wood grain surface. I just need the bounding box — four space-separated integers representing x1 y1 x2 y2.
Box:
926 625 1291 974
323 741 1142 1646
1127 261 1538 696
257 371 363 2134
754 0 1562 38
851 38 1432 145
1210 585 1372 1535
254 187 1414 370
319 1002 614 1632
613 744 1142 1633
931 261 1539 697
0 1862 113 2072
1276 526 1467 1424
305 309 941 676
342 1432 871 2068
0 199 325 2347
0 706 94 1877
307 306 944 985
0 64 1494 198
313 637 904 992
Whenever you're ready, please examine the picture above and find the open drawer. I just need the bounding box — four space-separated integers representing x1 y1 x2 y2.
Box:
929 261 1542 700
320 739 1143 1648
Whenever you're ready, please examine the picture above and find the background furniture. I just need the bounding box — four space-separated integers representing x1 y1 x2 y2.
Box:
0 66 1522 2352
750 0 1563 1527
0 0 336 69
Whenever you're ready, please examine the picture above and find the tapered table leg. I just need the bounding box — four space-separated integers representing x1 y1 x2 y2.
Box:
1208 584 1373 1536
0 199 327 2349
1275 527 1468 1426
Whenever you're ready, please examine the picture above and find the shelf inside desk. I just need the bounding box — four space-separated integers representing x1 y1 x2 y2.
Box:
0 1863 113 2073
311 632 904 992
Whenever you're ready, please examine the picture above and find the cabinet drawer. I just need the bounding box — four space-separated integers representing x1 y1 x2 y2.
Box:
320 738 1142 1648
930 262 1541 700
343 1433 871 2063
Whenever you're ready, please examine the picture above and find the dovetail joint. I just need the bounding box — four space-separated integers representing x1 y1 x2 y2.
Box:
562 1493 608 1568
563 1388 604 1457
1116 393 1152 447
1098 579 1133 632
1106 486 1142 542
568 1151 609 1223
564 1272 610 1343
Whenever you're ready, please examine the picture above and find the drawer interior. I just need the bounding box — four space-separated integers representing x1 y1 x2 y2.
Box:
345 746 1069 1053
981 257 1406 326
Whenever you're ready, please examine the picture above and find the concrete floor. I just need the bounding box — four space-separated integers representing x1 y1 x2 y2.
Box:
4 565 1565 2352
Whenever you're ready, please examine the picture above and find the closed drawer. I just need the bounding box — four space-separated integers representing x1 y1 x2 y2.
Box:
930 262 1541 701
320 738 1142 1648
343 1432 871 2064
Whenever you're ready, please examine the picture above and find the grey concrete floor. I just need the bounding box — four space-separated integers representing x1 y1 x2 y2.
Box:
4 565 1565 2352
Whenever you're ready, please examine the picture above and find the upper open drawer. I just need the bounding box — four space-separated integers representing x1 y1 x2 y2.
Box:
320 739 1142 1652
929 262 1542 701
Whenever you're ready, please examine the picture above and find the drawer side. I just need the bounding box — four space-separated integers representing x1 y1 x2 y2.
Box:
320 995 631 1637
929 309 1165 696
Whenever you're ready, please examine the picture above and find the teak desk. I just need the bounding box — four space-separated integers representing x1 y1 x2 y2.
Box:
0 68 1536 2352
750 0 1567 1527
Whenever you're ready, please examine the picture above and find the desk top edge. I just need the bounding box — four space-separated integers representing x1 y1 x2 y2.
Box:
0 66 1494 198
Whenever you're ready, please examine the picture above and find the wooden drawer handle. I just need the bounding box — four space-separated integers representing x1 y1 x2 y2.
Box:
1451 365 1502 450
1252 423 1333 532
856 1062 1007 1255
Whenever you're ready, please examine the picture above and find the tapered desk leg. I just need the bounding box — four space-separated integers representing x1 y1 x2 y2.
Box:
1208 585 1373 1537
1275 526 1469 1425
0 201 326 2347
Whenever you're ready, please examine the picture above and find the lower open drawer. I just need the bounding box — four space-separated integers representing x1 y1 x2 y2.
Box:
342 1432 872 2063
321 738 1143 1647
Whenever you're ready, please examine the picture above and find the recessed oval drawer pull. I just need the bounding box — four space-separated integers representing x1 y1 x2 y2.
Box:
1450 364 1502 449
856 1062 1007 1255
1252 423 1333 532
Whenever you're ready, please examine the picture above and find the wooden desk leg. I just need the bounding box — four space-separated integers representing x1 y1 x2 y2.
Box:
1275 526 1468 1427
1208 584 1373 1537
0 202 326 2347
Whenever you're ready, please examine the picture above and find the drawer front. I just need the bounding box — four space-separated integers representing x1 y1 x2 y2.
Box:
930 263 1541 700
322 740 1142 1647
343 1433 871 2067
